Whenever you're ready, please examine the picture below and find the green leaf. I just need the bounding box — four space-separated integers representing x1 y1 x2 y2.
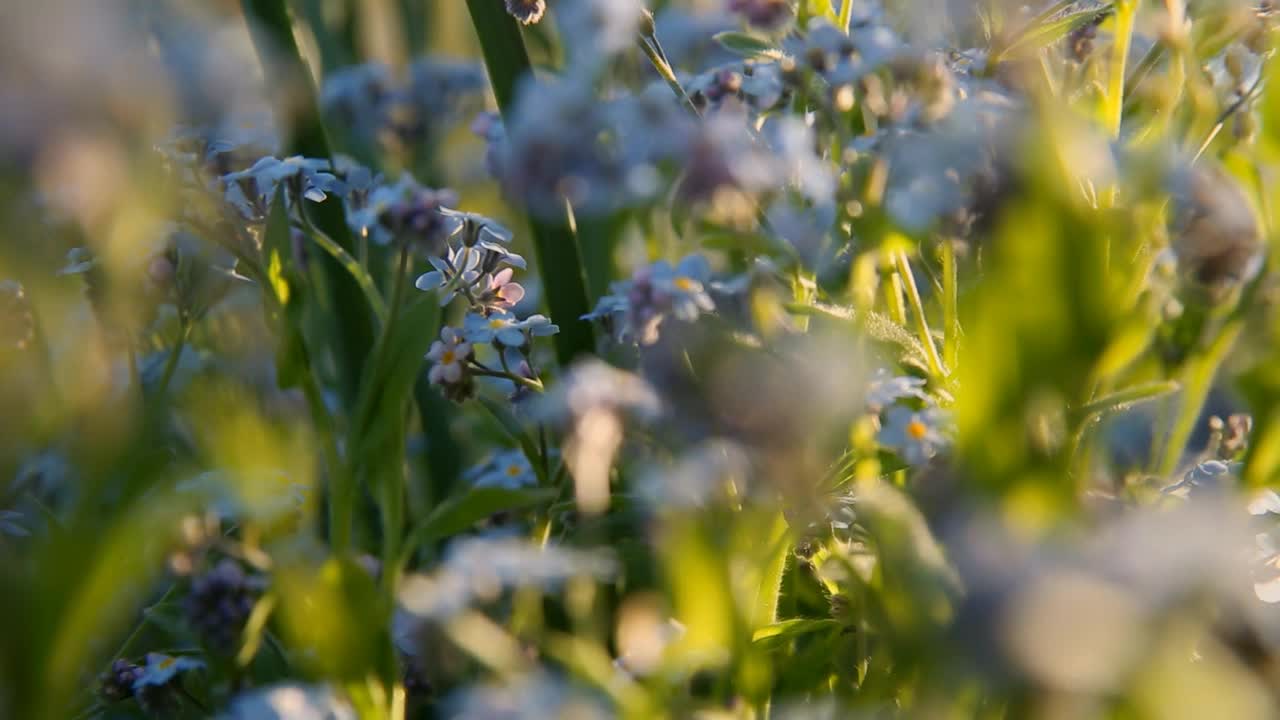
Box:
262 188 308 389
476 395 548 486
789 302 931 372
1003 6 1114 56
713 31 783 60
241 0 375 405
402 487 556 560
1069 380 1180 426
752 618 841 646
465 0 596 365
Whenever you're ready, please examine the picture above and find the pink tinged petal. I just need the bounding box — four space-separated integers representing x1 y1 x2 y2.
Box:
500 282 526 305
492 267 514 286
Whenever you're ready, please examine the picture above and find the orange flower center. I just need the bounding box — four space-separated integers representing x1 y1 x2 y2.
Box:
441 349 456 364
906 419 928 440
505 464 523 477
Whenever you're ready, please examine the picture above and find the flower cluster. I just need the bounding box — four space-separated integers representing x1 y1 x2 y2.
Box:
418 210 557 401
399 537 616 621
866 369 950 466
321 58 485 151
584 254 716 344
182 559 267 654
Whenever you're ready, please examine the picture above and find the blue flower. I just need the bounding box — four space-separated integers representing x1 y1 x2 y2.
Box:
646 255 716 322
462 311 558 347
878 405 948 465
416 245 483 305
355 173 459 247
467 449 536 489
463 311 523 346
132 653 204 690
223 155 342 205
865 369 929 410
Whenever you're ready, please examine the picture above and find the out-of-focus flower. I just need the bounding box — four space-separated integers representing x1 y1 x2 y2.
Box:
466 449 536 489
727 0 791 29
538 359 662 513
471 111 506 179
321 58 483 151
224 683 356 720
879 405 948 465
183 558 266 653
558 0 647 65
402 59 486 137
132 653 204 690
1169 161 1264 296
98 658 141 703
399 537 616 621
444 672 611 720
505 0 548 25
865 369 929 410
766 117 836 204
585 255 717 345
1162 459 1241 498
321 63 395 140
355 173 459 249
638 439 753 507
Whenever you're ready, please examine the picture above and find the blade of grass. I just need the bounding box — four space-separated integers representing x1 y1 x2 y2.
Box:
465 0 596 365
1103 0 1138 139
241 0 376 406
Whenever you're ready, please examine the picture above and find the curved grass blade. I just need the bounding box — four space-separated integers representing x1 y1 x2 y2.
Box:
240 0 376 405
465 0 596 365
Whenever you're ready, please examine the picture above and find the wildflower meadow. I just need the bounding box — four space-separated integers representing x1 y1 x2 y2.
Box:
5 0 1280 717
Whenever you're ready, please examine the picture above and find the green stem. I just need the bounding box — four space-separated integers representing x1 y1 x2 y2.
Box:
303 359 352 553
1155 324 1241 476
302 214 389 324
109 584 178 664
940 239 959 372
636 35 699 116
893 250 947 381
154 322 191 398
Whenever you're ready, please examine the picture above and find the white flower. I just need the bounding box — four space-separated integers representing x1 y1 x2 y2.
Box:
426 327 472 385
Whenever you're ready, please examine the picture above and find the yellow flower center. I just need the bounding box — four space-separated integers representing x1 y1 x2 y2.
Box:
906 419 928 441
489 318 509 329
673 276 696 292
441 349 456 364
159 657 176 670
505 464 523 477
